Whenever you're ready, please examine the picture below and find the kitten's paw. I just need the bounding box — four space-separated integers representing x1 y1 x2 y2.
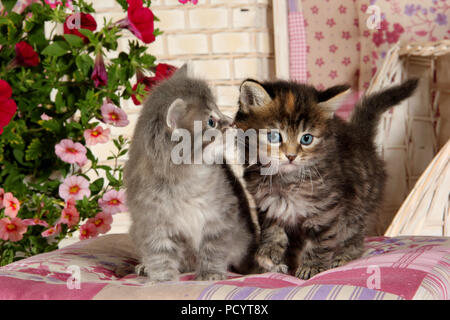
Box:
269 263 289 274
135 263 148 276
149 270 179 282
331 257 351 268
195 272 227 281
256 244 286 268
295 265 326 280
135 264 178 282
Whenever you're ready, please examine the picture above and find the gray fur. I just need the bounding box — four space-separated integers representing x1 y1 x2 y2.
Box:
124 66 258 282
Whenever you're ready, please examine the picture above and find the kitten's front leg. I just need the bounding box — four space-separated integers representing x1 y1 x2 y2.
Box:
195 223 230 281
295 242 334 280
255 222 289 273
295 221 336 280
136 233 181 282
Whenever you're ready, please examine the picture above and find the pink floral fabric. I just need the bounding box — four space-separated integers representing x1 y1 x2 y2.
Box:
301 0 361 91
0 234 448 300
295 0 449 102
357 0 449 90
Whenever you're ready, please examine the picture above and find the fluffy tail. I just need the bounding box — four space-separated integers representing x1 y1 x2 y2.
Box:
350 78 419 140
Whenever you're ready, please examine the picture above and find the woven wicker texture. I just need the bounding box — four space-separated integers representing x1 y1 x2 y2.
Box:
385 139 449 236
367 40 450 235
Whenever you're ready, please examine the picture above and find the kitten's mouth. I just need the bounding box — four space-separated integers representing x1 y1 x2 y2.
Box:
279 162 298 173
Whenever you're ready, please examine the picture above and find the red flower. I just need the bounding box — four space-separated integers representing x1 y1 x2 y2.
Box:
0 80 12 101
15 42 40 67
63 13 97 43
155 63 177 79
131 77 157 105
91 53 107 88
131 64 177 105
126 0 155 44
0 80 17 135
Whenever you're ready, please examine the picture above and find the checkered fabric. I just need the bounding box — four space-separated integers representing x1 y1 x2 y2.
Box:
288 11 308 83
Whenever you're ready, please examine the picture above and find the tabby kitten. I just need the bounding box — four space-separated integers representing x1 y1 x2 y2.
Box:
234 78 418 279
124 66 258 282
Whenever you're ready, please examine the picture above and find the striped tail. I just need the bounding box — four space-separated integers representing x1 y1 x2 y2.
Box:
350 78 419 140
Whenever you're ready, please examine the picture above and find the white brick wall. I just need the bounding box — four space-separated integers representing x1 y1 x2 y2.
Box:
167 34 209 55
75 0 275 238
189 8 229 29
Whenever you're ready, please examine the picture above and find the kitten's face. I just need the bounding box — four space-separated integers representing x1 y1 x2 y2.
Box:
235 80 350 175
167 95 233 164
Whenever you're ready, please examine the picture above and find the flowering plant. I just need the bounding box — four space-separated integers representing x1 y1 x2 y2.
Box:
0 0 171 266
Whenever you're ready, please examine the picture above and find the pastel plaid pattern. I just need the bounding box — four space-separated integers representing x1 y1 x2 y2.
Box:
0 235 448 300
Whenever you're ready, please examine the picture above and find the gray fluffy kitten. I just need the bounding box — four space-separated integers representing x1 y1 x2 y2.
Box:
124 66 258 282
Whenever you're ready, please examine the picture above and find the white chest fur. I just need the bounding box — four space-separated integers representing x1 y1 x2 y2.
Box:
254 183 318 226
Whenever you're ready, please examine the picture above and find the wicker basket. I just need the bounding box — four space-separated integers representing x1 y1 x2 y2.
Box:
366 40 450 235
385 139 449 236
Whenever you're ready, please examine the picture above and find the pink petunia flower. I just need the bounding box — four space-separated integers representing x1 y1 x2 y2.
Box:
0 188 4 209
83 125 110 146
3 192 20 218
23 218 49 227
90 212 113 234
40 113 52 120
60 201 80 228
101 102 129 127
55 139 87 165
79 221 98 240
179 0 198 4
0 217 28 242
41 223 62 238
45 0 73 9
59 175 91 201
98 189 127 214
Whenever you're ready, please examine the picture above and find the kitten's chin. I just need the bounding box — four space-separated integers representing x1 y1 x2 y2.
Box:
279 163 299 174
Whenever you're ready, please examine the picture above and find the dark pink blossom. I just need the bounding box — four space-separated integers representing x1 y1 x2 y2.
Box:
91 53 107 88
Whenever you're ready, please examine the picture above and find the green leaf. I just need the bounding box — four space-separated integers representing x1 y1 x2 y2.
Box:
105 171 119 185
40 119 61 133
1 0 18 14
64 34 84 48
89 178 104 194
13 149 25 165
41 41 70 57
78 29 95 43
115 0 128 10
75 54 94 76
54 90 65 113
25 138 43 161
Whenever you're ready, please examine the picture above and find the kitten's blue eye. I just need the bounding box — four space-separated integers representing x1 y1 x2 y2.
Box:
207 118 216 128
300 134 313 145
267 131 282 144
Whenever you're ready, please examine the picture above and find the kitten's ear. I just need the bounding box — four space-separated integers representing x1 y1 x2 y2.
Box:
173 64 189 78
239 79 272 112
316 85 351 118
166 98 187 130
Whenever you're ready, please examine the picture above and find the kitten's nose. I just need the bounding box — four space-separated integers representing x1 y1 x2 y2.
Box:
286 154 297 163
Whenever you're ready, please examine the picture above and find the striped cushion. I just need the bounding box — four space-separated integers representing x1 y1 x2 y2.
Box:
0 234 448 300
